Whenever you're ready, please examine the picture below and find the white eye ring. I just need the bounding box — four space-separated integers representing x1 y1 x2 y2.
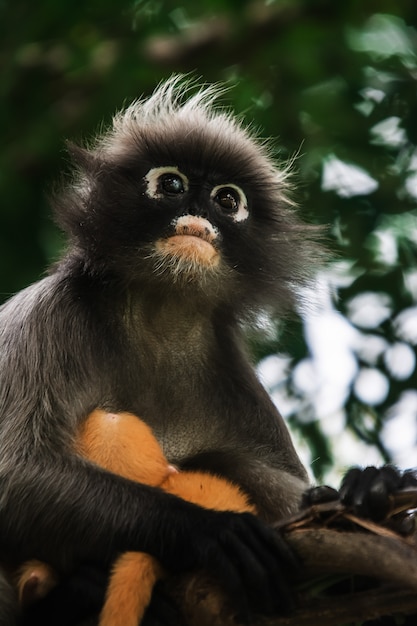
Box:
211 184 249 222
144 166 189 199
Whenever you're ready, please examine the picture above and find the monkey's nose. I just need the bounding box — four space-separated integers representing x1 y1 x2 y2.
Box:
187 205 209 219
174 215 218 244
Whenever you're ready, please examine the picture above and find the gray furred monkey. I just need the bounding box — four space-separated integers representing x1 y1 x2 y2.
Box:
0 77 314 622
3 77 414 625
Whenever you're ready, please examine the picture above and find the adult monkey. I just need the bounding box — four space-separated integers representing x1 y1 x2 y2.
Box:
0 77 415 625
0 77 313 625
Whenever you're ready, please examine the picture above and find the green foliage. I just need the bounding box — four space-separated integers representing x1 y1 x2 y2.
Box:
2 0 417 481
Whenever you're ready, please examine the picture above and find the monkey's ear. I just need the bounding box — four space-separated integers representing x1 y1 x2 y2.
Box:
66 140 101 174
51 141 103 241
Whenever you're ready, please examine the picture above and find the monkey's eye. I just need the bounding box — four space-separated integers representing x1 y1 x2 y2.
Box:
214 188 239 212
160 174 185 195
144 167 189 200
211 184 249 222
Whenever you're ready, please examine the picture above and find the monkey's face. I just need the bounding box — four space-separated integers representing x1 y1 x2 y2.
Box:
71 130 282 305
114 145 280 306
57 80 319 313
141 164 251 284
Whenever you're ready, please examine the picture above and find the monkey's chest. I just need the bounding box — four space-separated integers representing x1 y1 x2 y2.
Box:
124 362 228 462
115 320 237 461
133 390 225 462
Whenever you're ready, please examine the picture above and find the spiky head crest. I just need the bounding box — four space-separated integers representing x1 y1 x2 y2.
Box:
99 76 263 157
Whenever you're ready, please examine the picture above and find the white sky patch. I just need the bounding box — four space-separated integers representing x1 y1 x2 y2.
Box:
361 87 386 104
393 306 417 345
270 387 302 421
319 409 346 438
409 150 417 172
355 87 386 117
370 212 417 250
292 276 359 419
355 333 388 365
323 259 364 290
346 291 392 329
397 148 417 196
322 155 379 198
404 271 417 300
353 367 390 405
384 342 416 380
382 390 417 467
297 309 359 418
404 171 417 200
257 354 291 389
370 116 407 148
292 359 319 396
370 229 398 266
323 430 385 488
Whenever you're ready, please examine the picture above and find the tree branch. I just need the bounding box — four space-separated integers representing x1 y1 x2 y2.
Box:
169 490 417 625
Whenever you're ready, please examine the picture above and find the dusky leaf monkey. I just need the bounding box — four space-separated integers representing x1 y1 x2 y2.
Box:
0 76 314 624
0 76 415 624
17 409 256 626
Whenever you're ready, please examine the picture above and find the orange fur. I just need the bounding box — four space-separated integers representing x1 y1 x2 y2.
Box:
98 553 163 626
156 235 219 266
76 410 174 487
83 410 255 626
18 409 255 625
155 215 220 268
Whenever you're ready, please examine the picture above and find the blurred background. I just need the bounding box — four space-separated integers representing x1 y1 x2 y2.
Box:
2 0 417 484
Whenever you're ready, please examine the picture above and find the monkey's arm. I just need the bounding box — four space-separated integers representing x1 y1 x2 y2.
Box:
173 320 311 524
3 440 298 610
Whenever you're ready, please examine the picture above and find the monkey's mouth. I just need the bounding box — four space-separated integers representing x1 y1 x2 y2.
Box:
155 216 220 267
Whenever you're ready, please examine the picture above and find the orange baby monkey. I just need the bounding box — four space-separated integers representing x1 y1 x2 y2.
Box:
18 410 256 626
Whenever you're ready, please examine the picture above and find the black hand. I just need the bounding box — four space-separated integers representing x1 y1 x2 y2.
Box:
301 485 340 508
340 465 417 521
156 507 299 617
